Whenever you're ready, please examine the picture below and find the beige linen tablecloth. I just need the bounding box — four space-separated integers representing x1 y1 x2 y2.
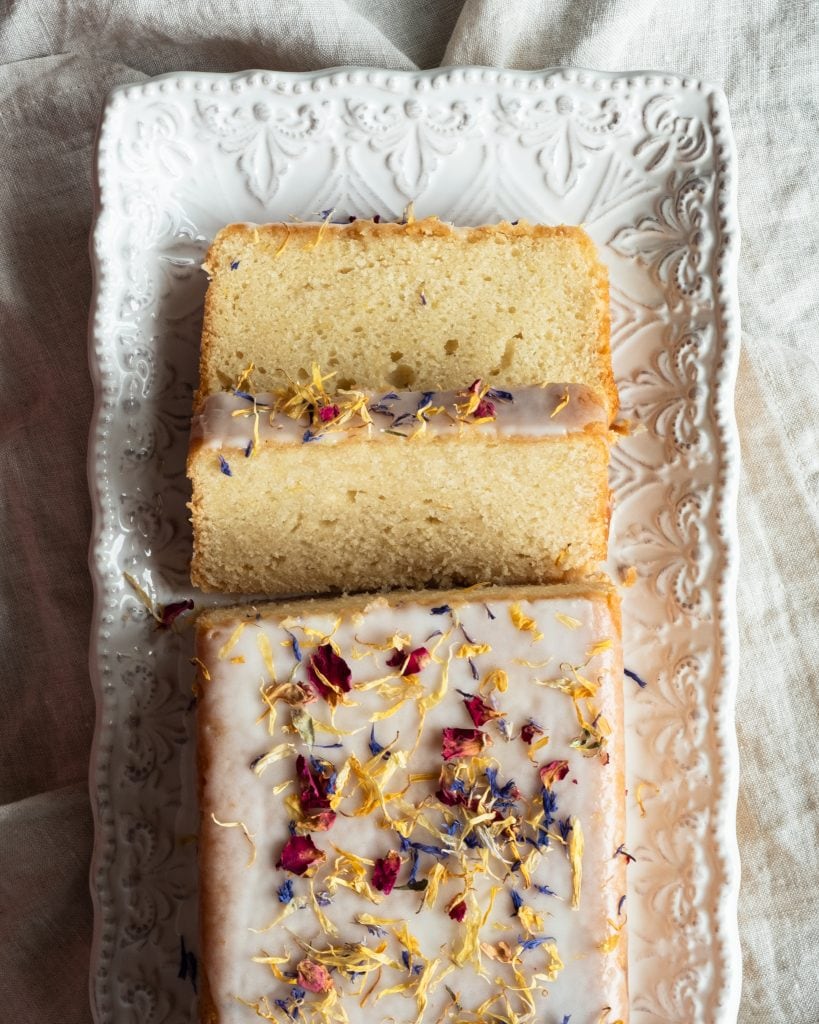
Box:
0 3 817 1022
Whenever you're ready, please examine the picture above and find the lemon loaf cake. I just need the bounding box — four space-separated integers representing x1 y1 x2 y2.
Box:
188 375 612 595
199 218 616 420
196 582 628 1024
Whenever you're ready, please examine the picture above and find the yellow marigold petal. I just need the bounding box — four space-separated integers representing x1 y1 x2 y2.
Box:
210 813 256 868
190 656 211 682
252 742 296 776
569 816 584 909
456 642 492 658
509 603 544 642
218 621 247 659
550 389 570 417
481 668 508 694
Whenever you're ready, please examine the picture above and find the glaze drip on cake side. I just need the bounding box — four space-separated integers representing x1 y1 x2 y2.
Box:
197 587 628 1024
192 383 608 450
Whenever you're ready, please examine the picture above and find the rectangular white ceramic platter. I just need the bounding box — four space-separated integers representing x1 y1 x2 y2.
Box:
88 66 741 1024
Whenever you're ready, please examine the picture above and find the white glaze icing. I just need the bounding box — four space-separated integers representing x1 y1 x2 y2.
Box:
191 384 607 451
198 591 627 1024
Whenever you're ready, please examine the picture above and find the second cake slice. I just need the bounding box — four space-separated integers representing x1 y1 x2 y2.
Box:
188 376 612 595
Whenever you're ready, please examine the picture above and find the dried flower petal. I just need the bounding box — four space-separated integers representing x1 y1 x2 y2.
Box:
482 668 508 694
295 755 338 831
278 834 326 876
485 766 520 808
520 721 544 744
447 896 467 922
296 959 334 993
474 397 496 420
372 851 402 895
569 817 584 909
441 727 490 760
539 760 570 787
295 809 336 833
625 667 648 688
459 691 503 727
481 940 515 963
218 454 232 476
318 404 340 422
158 599 194 630
517 904 543 936
509 603 544 641
435 767 474 809
386 646 431 675
307 644 352 705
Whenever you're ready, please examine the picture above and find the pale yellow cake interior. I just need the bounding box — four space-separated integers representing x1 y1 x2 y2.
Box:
189 431 610 595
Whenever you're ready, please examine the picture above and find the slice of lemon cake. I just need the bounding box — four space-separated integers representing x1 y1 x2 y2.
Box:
196 582 627 1024
187 375 612 595
199 218 616 420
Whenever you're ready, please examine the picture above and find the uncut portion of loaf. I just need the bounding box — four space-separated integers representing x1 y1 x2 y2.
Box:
199 218 616 418
196 582 628 1024
187 384 612 595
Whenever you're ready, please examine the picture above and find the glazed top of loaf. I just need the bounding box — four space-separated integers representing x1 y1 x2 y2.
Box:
196 583 627 1024
191 382 609 451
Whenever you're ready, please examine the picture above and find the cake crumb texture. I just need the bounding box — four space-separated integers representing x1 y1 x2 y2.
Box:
188 431 611 595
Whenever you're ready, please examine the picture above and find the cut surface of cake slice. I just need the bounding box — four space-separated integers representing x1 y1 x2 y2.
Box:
196 582 628 1024
199 218 616 419
187 379 612 595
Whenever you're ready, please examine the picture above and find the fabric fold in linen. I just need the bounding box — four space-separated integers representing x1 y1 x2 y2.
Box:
0 5 817 1024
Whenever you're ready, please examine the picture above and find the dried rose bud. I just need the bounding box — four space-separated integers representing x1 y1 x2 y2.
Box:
473 398 496 419
277 835 326 876
520 721 544 744
386 646 431 676
296 958 334 993
372 851 402 894
307 644 352 705
318 404 340 422
539 759 570 788
442 727 490 761
447 897 467 922
461 692 503 727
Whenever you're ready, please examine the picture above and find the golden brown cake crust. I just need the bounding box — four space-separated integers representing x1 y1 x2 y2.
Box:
193 578 621 632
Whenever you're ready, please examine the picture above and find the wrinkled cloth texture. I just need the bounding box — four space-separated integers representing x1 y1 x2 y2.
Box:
0 2 817 1022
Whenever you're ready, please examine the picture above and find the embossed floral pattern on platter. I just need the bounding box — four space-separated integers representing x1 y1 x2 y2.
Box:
89 68 741 1024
